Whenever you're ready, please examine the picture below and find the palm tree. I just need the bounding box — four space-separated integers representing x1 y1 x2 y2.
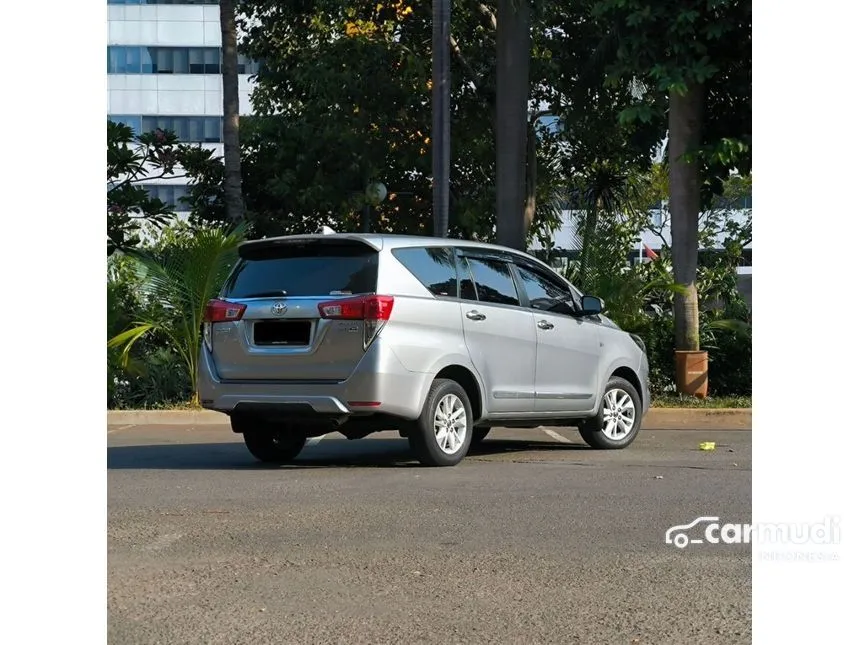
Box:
108 224 247 404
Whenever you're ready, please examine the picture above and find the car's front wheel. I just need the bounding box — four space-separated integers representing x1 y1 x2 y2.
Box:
408 378 473 467
579 376 642 449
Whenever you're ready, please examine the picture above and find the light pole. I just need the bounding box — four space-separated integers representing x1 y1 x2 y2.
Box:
432 0 451 238
362 181 387 233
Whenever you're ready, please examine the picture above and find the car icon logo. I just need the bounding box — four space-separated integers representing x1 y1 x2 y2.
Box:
665 516 720 548
271 302 287 316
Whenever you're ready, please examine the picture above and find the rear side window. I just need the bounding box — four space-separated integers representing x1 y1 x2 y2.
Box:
222 242 378 298
466 257 520 306
392 247 457 297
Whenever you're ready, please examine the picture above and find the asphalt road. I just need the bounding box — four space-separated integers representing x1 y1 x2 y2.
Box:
108 424 752 645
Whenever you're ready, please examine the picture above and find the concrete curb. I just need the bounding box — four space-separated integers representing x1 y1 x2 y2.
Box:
642 409 751 430
107 408 751 430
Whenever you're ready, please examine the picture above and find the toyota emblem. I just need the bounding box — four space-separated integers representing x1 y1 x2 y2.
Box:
271 302 287 316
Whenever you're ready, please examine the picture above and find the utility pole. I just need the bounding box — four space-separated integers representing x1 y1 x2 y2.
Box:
431 0 451 238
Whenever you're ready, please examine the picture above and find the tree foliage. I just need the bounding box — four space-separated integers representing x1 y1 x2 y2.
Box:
107 121 227 255
588 0 751 361
591 0 751 198
108 223 247 404
227 0 667 246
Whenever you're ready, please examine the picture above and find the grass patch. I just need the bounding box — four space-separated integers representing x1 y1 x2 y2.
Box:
109 399 203 411
652 394 751 408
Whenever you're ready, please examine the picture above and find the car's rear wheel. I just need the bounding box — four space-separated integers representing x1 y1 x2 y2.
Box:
232 415 307 464
242 430 307 464
408 378 473 467
579 376 642 450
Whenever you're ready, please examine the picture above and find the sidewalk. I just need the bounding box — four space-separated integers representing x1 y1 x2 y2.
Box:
107 408 751 430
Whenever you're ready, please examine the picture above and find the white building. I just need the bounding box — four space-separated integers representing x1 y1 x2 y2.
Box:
106 0 256 212
531 204 753 306
536 204 752 267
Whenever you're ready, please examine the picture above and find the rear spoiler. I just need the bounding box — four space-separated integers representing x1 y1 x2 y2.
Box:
237 234 384 260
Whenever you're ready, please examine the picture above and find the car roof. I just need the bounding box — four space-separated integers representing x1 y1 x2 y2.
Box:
238 233 580 294
239 232 539 260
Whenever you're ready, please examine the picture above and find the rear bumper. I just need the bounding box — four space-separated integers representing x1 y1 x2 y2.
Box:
197 341 432 421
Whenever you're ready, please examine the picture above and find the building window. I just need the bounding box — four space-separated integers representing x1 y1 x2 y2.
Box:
237 55 258 74
713 194 752 210
108 1 219 5
108 115 142 135
140 184 192 210
108 115 224 143
107 47 260 75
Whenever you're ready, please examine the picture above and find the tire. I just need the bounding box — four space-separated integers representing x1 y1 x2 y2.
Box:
579 376 642 450
232 415 307 464
408 378 473 467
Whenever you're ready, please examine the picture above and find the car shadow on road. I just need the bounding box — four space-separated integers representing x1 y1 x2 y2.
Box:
106 438 588 471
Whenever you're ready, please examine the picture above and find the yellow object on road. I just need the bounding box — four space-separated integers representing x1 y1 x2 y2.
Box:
699 441 716 451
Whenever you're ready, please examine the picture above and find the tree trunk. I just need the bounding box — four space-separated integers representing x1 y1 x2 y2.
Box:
495 0 531 251
668 84 705 351
524 118 537 236
220 0 245 223
578 208 598 292
432 0 452 237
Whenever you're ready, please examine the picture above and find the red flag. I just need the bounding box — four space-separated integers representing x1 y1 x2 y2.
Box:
643 244 659 261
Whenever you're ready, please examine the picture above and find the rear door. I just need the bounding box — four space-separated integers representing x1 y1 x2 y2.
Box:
456 251 536 413
513 263 602 412
209 238 381 382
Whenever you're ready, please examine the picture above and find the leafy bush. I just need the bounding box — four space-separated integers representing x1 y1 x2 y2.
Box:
107 222 246 408
551 181 752 399
110 348 192 410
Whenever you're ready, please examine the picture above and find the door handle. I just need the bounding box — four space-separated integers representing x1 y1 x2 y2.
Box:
537 319 554 330
466 310 486 321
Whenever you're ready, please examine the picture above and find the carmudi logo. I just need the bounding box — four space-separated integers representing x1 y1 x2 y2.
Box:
664 516 840 549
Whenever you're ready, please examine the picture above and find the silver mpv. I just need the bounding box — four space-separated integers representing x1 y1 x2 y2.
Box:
198 233 650 467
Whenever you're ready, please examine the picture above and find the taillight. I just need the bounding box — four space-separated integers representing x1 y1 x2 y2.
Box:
317 295 394 321
318 295 394 348
202 299 246 351
204 299 247 323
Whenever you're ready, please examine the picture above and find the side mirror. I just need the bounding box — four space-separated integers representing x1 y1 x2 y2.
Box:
575 295 603 317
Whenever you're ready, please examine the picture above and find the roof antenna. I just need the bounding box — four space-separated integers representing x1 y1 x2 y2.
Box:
317 225 336 235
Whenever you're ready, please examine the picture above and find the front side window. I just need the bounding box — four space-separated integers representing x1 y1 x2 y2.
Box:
466 257 520 306
456 256 478 301
516 265 577 317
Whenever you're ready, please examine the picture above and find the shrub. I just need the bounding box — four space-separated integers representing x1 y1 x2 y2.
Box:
108 222 246 406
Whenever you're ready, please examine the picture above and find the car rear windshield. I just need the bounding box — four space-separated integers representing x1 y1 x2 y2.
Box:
221 241 379 298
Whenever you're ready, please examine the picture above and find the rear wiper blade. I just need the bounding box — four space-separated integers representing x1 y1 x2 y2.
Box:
241 290 288 298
